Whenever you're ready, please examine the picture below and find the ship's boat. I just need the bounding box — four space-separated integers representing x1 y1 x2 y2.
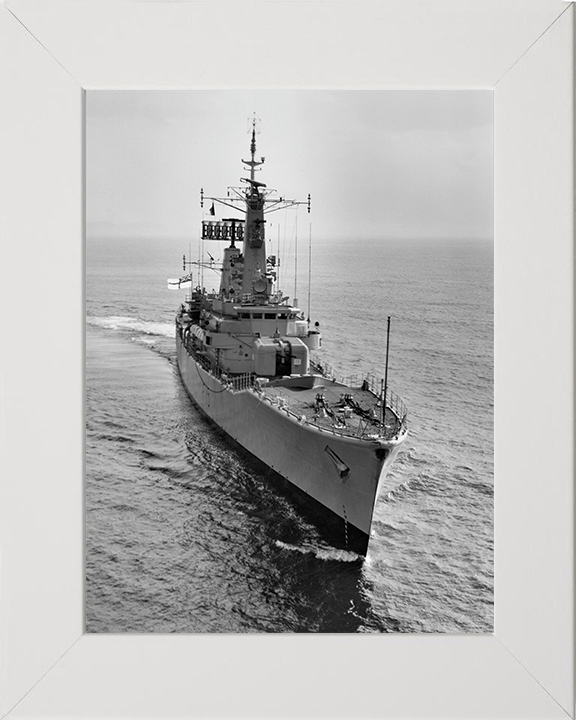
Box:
173 121 408 555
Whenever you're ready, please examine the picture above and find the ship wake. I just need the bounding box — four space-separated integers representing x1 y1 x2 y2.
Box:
274 539 362 563
88 315 174 339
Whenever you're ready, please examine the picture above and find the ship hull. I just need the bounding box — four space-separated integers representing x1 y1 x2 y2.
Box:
176 334 403 554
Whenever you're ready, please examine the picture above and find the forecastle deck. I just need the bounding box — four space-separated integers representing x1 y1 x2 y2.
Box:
179 327 407 444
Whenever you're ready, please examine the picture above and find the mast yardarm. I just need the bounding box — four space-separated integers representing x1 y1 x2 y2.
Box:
242 118 265 184
239 119 268 298
201 119 310 304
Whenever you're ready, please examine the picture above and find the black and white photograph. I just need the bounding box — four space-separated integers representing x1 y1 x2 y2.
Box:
86 90 493 634
3 0 574 715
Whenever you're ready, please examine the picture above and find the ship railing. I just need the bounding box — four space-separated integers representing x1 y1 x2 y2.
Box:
310 355 408 429
181 335 258 392
261 386 406 442
229 373 257 392
181 340 406 439
309 356 341 383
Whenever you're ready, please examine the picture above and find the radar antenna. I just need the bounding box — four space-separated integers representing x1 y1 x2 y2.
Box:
242 115 265 183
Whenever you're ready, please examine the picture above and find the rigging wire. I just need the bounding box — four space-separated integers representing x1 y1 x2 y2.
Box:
307 222 312 321
294 213 298 305
276 223 281 288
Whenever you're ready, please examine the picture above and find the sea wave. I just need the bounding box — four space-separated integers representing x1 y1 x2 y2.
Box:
381 472 441 502
86 236 494 633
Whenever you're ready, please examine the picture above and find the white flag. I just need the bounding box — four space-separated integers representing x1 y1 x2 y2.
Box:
167 275 193 290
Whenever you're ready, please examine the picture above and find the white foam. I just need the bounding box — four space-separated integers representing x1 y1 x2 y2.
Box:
274 539 361 562
87 315 174 338
383 479 413 502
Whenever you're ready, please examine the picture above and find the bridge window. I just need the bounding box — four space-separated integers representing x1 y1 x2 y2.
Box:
252 313 263 319
264 313 276 320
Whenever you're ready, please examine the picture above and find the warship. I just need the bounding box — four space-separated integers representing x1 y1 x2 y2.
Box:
171 121 408 555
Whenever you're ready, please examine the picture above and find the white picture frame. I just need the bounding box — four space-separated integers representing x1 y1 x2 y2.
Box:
0 1 573 718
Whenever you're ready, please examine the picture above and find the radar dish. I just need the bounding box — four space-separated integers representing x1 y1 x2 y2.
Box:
253 279 267 293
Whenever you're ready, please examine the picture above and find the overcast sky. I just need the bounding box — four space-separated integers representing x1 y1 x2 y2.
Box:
86 90 492 242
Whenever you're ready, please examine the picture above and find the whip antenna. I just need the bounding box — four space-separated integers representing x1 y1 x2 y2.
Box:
294 215 298 306
307 222 312 321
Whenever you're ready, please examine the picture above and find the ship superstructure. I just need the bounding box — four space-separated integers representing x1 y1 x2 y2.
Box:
173 121 408 555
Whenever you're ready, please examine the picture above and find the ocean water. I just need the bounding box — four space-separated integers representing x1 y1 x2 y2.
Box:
86 235 493 633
